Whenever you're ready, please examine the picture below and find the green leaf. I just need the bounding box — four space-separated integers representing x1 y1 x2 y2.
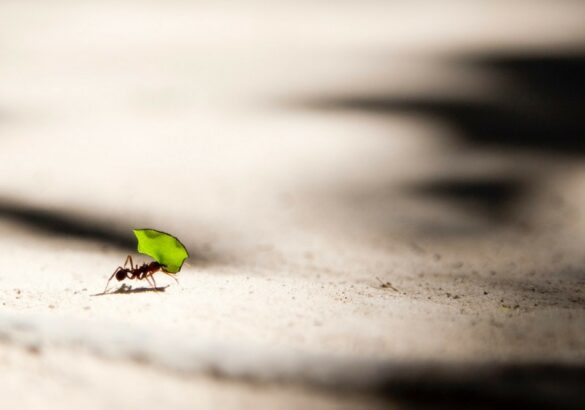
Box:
133 229 189 273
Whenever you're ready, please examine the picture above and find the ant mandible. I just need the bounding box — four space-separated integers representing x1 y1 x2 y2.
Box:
103 255 178 293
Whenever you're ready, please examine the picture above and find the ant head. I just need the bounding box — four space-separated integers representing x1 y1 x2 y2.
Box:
115 269 127 281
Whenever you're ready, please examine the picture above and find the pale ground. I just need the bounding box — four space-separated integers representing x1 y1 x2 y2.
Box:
0 1 584 409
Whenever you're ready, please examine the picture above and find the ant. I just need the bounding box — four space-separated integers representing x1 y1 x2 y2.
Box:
103 255 178 293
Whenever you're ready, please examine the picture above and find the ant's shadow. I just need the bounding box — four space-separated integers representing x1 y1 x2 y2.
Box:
92 284 169 296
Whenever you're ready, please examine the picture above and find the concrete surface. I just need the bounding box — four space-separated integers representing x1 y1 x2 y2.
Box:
0 1 584 408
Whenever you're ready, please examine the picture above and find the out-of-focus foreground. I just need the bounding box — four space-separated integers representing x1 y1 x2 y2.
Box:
0 1 584 409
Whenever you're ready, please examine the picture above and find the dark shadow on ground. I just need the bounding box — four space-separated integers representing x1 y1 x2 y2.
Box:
371 362 585 410
92 284 169 296
307 51 585 156
388 269 585 311
0 197 223 266
299 50 585 233
461 52 585 154
0 198 135 250
405 176 530 226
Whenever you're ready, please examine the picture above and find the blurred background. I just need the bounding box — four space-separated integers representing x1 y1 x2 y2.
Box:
0 1 584 409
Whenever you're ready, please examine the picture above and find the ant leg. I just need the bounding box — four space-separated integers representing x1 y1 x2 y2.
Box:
124 255 135 270
103 267 122 293
136 270 153 288
144 274 157 290
163 272 179 284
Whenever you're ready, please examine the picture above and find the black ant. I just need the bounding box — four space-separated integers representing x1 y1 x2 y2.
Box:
103 255 178 293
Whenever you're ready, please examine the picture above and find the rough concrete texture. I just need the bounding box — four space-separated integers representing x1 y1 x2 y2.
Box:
0 1 584 409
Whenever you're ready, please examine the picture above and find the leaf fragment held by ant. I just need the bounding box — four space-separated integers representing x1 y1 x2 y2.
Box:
133 229 189 273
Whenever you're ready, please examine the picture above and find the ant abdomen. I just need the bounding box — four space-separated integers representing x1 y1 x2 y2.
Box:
116 269 128 281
